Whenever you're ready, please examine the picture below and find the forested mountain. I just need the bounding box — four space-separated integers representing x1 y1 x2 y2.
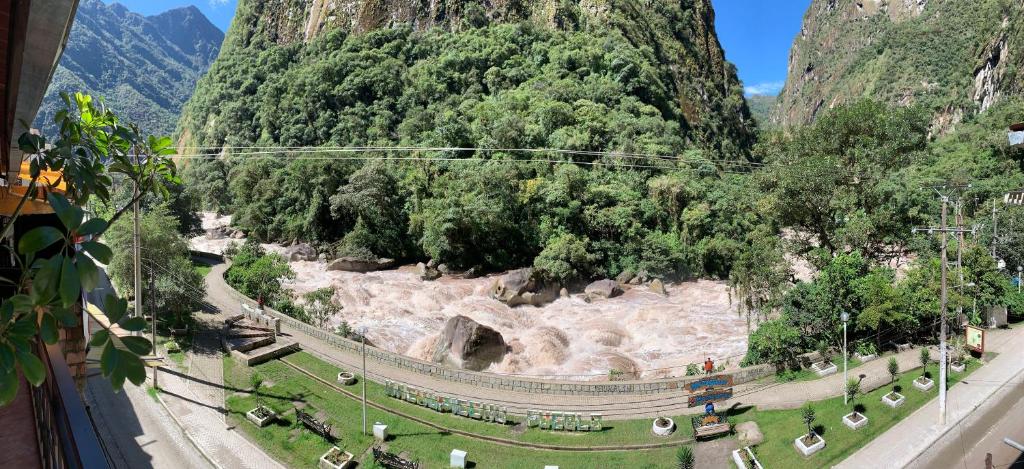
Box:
746 94 777 128
179 0 766 282
776 0 1024 131
34 0 223 137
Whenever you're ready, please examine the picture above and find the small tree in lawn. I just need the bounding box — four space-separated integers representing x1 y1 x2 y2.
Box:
676 445 694 469
846 378 861 415
802 403 817 439
888 357 899 385
919 348 930 378
250 373 265 409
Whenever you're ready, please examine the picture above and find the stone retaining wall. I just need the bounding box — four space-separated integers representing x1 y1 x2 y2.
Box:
209 256 775 395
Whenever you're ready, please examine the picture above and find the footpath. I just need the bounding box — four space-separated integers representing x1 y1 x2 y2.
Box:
835 323 1024 468
201 260 1016 420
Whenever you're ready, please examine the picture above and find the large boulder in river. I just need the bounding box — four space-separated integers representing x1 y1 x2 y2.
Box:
417 262 441 281
585 279 623 299
650 278 667 296
285 243 317 262
432 315 508 371
327 257 396 272
489 268 558 307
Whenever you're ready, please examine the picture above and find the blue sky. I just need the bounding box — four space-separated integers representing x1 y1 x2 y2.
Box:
105 0 808 96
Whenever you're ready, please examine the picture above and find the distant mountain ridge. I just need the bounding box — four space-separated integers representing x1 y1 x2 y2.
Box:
34 0 223 137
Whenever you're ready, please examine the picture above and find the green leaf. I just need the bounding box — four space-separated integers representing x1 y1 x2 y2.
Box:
76 253 98 292
32 255 62 298
40 314 59 344
0 344 14 369
10 315 37 339
7 295 32 313
119 336 151 355
123 352 146 386
77 218 107 236
81 241 113 264
47 193 83 230
0 369 17 406
89 329 109 347
59 256 80 307
119 317 146 332
100 341 123 389
51 307 77 326
17 350 45 386
18 226 64 254
0 302 12 323
104 294 127 323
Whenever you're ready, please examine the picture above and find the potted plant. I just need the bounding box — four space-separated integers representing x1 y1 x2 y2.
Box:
676 445 694 469
810 343 838 377
318 446 354 469
245 373 277 427
731 446 764 469
841 379 868 429
949 338 966 373
883 385 906 408
794 404 825 456
914 348 934 391
652 416 676 436
887 357 899 384
854 341 878 362
337 370 356 385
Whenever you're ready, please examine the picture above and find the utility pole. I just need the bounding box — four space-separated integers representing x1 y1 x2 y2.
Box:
914 184 975 426
992 201 998 260
133 179 141 328
149 266 158 389
359 326 368 436
956 200 966 329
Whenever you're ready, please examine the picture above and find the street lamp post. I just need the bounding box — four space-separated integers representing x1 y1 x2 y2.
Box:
842 311 849 405
359 326 368 436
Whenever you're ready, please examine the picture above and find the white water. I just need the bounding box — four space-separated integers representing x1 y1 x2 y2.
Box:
191 213 750 380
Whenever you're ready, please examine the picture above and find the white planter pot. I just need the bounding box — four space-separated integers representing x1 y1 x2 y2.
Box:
854 353 876 362
337 372 356 385
319 447 354 469
245 406 276 427
811 361 838 377
731 446 764 469
951 362 965 373
372 422 388 441
651 417 675 436
913 376 935 391
842 411 869 430
794 433 826 456
882 392 905 408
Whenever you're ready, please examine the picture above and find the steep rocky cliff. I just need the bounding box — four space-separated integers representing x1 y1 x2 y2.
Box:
776 0 1024 132
179 0 756 157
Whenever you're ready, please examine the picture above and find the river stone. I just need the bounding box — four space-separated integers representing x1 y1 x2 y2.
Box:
432 315 507 371
585 279 623 299
650 278 667 296
327 257 396 272
417 262 441 281
615 270 635 285
230 230 245 239
736 421 764 446
285 243 317 261
206 226 230 239
489 268 557 307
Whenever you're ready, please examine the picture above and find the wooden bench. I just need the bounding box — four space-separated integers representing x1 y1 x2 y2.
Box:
296 409 333 441
372 445 420 469
691 413 731 440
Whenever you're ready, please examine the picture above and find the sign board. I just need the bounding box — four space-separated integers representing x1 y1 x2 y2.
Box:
687 388 733 407
686 375 734 393
965 326 985 353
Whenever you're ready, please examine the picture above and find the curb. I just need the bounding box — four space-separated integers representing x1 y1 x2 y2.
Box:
153 376 224 469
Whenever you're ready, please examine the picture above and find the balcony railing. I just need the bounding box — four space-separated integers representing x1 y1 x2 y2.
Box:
29 339 109 469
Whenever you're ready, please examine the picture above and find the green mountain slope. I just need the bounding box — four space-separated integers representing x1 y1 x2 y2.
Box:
34 0 223 137
176 0 769 282
746 94 777 128
777 0 1024 131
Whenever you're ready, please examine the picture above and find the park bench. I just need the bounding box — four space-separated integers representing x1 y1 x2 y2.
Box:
691 413 731 440
296 408 333 441
372 445 420 469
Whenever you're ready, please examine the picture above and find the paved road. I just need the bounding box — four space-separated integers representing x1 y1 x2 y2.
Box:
84 351 213 469
202 260 1013 420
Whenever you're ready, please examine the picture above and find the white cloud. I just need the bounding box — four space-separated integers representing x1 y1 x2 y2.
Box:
744 81 785 96
208 0 229 7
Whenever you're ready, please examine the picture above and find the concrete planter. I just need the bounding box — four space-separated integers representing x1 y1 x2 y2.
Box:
951 362 966 373
337 372 356 385
165 341 181 353
854 352 876 362
842 411 869 430
731 446 764 469
811 361 838 377
651 417 675 436
319 447 354 469
882 391 905 408
794 433 826 456
913 376 934 391
245 406 276 427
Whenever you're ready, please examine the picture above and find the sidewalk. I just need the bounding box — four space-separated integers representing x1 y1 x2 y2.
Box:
201 260 1006 420
836 323 1024 468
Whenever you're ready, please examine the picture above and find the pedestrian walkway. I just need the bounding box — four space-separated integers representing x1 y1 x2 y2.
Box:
154 306 284 469
200 259 1016 420
836 324 1024 469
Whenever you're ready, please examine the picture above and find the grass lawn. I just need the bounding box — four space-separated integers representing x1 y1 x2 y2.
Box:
225 355 683 469
736 360 981 468
194 261 212 278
